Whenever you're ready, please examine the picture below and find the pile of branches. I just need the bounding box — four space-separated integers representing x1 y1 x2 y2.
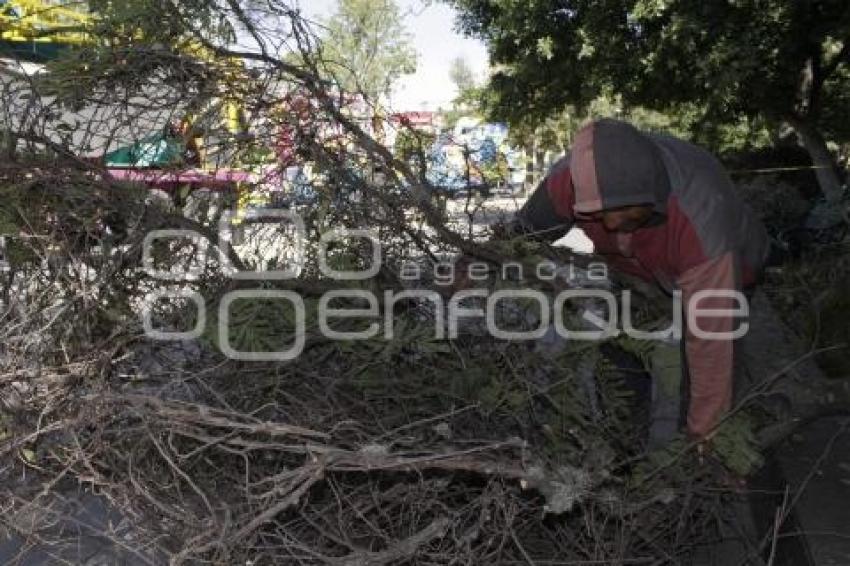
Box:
0 155 766 565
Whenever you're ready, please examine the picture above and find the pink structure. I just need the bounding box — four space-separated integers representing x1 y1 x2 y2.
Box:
106 168 257 190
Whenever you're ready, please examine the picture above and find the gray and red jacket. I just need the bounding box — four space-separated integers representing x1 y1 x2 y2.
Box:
517 119 770 438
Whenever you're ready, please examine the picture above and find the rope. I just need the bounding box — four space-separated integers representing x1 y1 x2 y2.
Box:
728 164 836 175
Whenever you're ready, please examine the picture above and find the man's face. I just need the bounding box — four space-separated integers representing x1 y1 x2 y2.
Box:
577 205 654 233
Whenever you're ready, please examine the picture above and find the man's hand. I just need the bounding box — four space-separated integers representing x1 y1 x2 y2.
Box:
691 434 748 491
688 427 715 465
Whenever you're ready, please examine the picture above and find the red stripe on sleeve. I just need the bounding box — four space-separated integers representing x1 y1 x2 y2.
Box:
546 167 575 219
678 251 742 438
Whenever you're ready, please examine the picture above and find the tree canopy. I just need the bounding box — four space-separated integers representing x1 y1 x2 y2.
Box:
445 0 850 200
319 0 418 102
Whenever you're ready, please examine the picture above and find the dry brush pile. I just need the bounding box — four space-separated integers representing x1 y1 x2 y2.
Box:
0 156 762 564
0 212 760 565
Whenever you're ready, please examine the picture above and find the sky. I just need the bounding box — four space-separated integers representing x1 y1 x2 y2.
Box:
298 0 490 111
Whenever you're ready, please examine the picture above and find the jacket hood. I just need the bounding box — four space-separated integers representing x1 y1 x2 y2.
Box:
569 119 671 215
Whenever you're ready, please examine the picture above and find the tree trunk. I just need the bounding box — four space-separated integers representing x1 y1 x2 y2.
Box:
785 115 844 203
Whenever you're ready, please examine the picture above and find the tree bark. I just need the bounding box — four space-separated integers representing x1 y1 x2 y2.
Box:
785 115 844 203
